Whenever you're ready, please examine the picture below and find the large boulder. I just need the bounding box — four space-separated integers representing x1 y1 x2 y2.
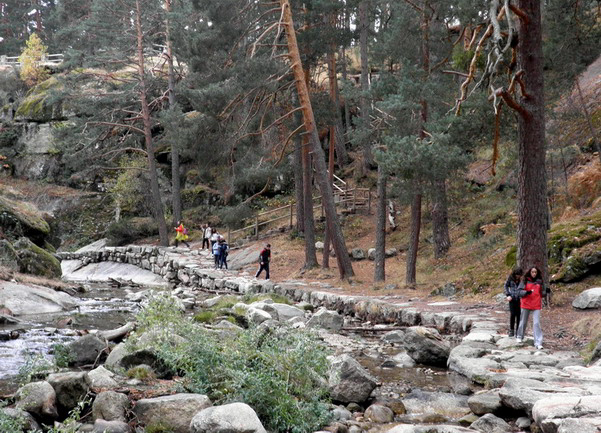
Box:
68 334 107 367
470 413 511 433
13 122 62 181
189 402 267 433
105 342 128 371
0 281 78 315
119 348 172 379
401 327 451 367
134 393 212 433
467 390 502 415
385 426 478 433
270 303 305 322
572 288 601 310
364 404 394 423
532 395 601 432
92 391 130 422
87 366 119 389
47 371 89 416
15 381 58 419
328 354 378 404
350 248 366 260
0 194 50 243
307 308 344 332
93 419 131 433
13 237 61 278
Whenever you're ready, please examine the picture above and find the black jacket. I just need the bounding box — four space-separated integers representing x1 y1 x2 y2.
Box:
504 276 521 300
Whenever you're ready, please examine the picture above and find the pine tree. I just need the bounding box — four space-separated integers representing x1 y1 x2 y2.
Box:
18 33 50 86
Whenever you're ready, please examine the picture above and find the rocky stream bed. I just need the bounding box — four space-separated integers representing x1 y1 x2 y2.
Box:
1 244 600 433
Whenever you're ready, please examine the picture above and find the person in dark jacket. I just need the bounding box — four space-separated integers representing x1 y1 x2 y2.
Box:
218 238 229 270
504 267 523 337
255 243 271 279
516 266 548 349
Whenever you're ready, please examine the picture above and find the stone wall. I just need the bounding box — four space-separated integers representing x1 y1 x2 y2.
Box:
57 246 483 335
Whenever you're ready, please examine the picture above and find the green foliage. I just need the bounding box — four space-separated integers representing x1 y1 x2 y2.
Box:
107 155 149 215
18 33 50 87
0 409 26 433
0 125 19 147
133 295 332 433
193 311 217 324
126 366 156 381
106 217 158 246
451 45 485 71
217 203 254 230
44 397 91 433
17 353 53 385
145 423 175 433
52 343 74 368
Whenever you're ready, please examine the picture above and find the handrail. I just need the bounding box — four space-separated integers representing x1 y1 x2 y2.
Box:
0 53 64 66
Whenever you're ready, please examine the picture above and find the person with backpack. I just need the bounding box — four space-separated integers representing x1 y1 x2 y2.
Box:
174 221 190 248
504 267 523 337
202 224 212 250
210 230 220 252
516 266 549 349
218 238 229 269
255 243 271 280
212 237 221 268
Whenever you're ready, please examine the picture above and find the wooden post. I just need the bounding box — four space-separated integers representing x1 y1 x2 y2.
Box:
289 203 293 228
353 189 357 212
228 227 231 244
367 190 372 214
255 216 259 240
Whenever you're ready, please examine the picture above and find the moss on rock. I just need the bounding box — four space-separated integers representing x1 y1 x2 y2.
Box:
0 194 50 242
13 237 61 278
15 77 64 122
0 239 19 271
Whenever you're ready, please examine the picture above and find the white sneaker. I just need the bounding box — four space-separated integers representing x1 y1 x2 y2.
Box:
516 338 523 343
536 345 543 350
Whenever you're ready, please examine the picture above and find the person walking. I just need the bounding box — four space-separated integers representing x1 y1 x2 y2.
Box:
210 230 220 251
516 266 548 349
504 267 523 337
218 238 229 269
212 237 221 268
202 224 212 250
174 221 190 248
255 243 271 280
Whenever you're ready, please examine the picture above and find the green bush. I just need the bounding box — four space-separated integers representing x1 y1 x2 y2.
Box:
52 343 74 368
217 203 254 230
0 409 25 433
106 217 158 246
17 352 53 385
133 296 332 433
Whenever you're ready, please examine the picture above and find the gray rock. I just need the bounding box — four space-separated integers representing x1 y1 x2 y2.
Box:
532 395 601 429
93 419 131 433
68 334 107 367
350 248 366 260
516 417 531 429
591 340 601 364
105 342 128 370
47 371 89 415
367 248 376 260
381 330 405 344
328 354 378 404
307 308 344 332
499 378 583 413
391 351 416 368
385 248 398 258
470 413 511 433
401 327 451 367
385 425 477 433
332 406 352 421
316 241 325 250
0 281 79 315
189 402 267 433
572 288 601 310
86 366 119 389
0 239 19 271
120 349 171 378
0 407 41 431
92 391 129 422
15 381 58 419
364 403 394 423
270 303 305 322
247 307 272 325
467 390 502 415
553 418 601 433
134 393 212 433
401 390 470 420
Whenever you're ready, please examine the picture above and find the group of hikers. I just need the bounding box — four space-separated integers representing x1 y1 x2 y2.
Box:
173 221 271 278
504 266 551 349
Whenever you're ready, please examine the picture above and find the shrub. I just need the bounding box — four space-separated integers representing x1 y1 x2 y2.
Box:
17 352 53 385
52 343 74 368
217 203 254 230
0 409 25 433
126 366 156 381
133 296 332 433
18 33 50 87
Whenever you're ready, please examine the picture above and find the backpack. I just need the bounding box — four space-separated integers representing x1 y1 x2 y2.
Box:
220 243 228 256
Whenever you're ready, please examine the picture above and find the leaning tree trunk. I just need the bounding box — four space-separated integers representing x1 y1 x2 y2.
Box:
374 164 386 282
293 115 305 234
359 0 373 175
281 0 354 279
431 179 451 258
135 0 168 246
327 16 348 168
165 0 181 226
516 0 548 281
303 132 318 269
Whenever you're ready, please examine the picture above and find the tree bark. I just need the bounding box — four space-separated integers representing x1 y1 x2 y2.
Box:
302 133 318 269
374 164 386 282
516 0 549 282
327 15 348 168
431 179 451 258
359 0 373 175
165 0 181 227
293 109 305 234
406 191 421 287
281 0 354 279
135 0 168 246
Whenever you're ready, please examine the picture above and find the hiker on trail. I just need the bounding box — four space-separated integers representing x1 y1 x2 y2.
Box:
218 238 229 270
504 267 523 337
174 221 190 248
212 237 221 268
202 224 212 250
255 243 271 280
516 266 549 349
210 230 220 251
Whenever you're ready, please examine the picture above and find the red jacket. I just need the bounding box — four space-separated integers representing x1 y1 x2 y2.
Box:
520 278 544 310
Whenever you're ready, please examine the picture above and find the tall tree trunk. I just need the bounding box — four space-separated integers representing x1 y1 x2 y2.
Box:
327 14 348 168
135 0 168 246
281 0 354 279
406 191 421 286
359 0 373 175
374 164 386 282
294 109 305 234
516 0 548 282
431 179 450 258
341 7 351 137
165 0 181 226
302 132 318 269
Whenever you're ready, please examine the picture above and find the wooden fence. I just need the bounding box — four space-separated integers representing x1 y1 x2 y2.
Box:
227 187 371 243
0 53 64 67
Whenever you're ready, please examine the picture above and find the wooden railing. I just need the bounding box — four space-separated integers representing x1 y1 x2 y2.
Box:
227 187 371 243
0 53 64 67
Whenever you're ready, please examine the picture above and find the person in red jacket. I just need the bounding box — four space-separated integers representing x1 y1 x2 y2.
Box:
515 266 547 349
